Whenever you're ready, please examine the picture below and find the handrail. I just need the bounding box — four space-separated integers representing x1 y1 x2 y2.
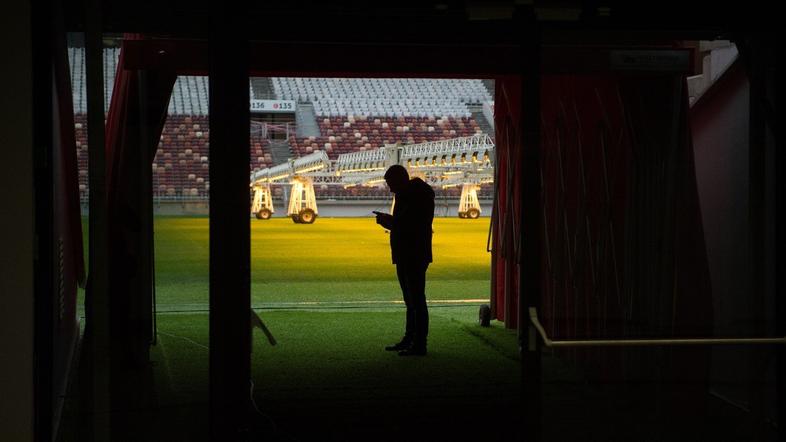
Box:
528 307 786 348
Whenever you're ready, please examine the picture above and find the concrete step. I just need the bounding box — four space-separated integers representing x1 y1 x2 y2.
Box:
268 139 293 165
295 103 321 138
482 79 495 98
468 105 494 136
250 77 275 100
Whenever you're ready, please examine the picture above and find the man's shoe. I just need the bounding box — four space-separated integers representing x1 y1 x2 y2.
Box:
385 341 411 351
398 346 427 356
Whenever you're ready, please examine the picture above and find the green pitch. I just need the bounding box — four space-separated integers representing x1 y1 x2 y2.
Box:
153 216 491 310
147 216 507 440
147 307 523 441
67 216 522 441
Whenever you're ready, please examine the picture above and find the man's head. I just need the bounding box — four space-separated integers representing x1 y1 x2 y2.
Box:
384 165 409 194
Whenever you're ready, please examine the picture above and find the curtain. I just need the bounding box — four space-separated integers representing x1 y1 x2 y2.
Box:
104 34 176 366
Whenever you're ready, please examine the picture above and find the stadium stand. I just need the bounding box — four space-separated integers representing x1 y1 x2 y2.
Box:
69 48 493 201
70 48 272 201
74 114 273 200
290 116 482 157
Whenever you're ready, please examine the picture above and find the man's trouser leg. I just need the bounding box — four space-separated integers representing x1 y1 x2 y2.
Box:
409 263 429 348
398 262 429 348
396 264 414 344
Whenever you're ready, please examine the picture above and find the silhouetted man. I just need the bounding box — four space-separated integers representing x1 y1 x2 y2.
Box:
375 165 434 356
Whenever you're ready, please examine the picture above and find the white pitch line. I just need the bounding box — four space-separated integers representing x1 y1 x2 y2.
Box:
257 299 487 306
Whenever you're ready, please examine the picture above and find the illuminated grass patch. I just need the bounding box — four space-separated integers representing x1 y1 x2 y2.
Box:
152 216 491 309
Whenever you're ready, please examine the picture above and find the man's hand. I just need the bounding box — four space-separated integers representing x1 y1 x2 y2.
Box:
373 211 393 230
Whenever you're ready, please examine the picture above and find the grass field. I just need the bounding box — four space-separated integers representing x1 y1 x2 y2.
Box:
67 216 520 441
153 216 492 310
152 308 523 440
150 216 512 440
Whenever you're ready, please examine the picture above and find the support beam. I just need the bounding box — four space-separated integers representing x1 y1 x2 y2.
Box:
517 7 543 441
32 0 54 438
747 37 765 439
83 0 111 438
744 35 777 439
208 11 251 439
744 36 781 441
0 1 35 439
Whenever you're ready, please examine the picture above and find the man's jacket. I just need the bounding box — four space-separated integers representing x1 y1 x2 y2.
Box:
390 178 435 265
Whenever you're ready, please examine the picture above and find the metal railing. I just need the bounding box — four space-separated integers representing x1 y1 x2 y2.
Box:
529 307 786 349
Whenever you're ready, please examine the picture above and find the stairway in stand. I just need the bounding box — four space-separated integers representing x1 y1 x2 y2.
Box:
469 105 494 137
250 77 275 100
295 102 321 138
268 139 293 165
